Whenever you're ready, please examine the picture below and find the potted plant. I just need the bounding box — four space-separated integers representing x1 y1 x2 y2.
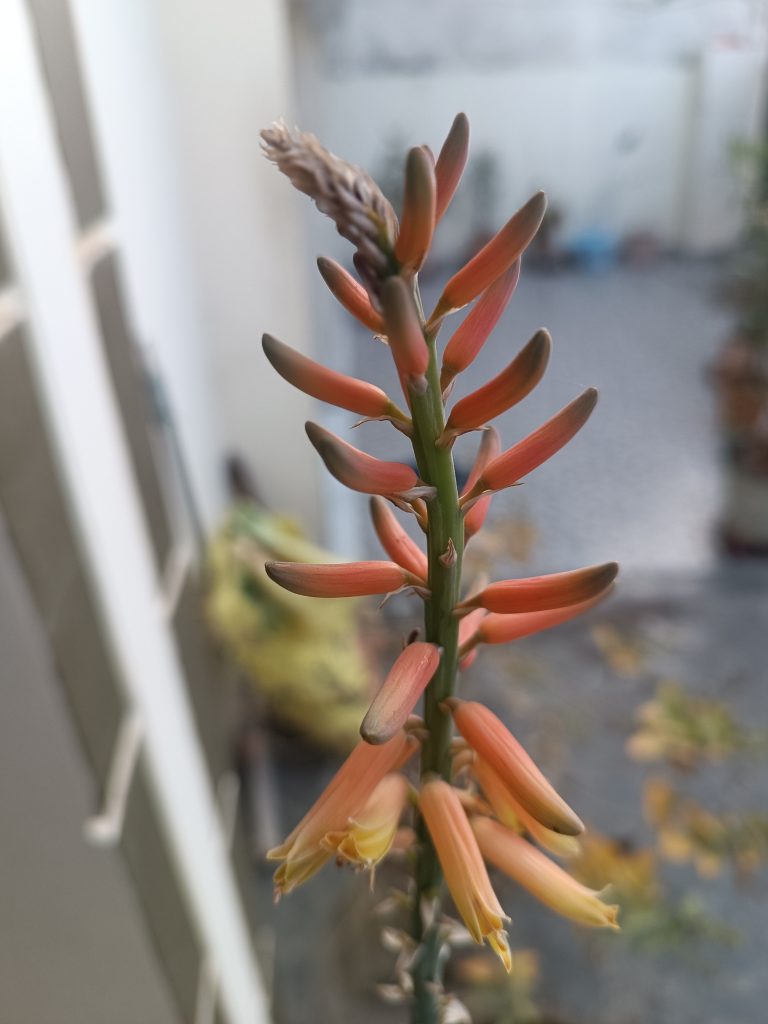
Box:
711 141 768 555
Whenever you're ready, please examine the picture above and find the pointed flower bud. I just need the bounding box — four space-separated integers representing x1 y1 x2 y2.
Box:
446 700 584 836
381 277 430 394
457 563 619 616
462 427 502 541
263 334 398 419
472 589 615 648
261 121 397 301
370 496 428 579
419 779 511 971
265 559 424 598
444 330 551 440
267 731 416 896
323 773 409 870
473 817 619 930
361 642 441 744
440 263 521 389
306 422 435 501
473 757 580 859
435 112 470 223
316 257 385 333
462 388 598 502
394 146 437 273
433 192 547 321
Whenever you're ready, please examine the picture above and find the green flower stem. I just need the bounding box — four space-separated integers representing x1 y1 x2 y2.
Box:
407 293 464 1023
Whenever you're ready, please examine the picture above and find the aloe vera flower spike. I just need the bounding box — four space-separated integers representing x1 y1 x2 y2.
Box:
261 113 619 1023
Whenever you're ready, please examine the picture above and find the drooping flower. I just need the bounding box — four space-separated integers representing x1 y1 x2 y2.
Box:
369 496 429 579
440 263 521 390
261 121 397 302
461 389 598 501
456 563 619 615
394 146 437 274
268 731 416 896
324 773 410 872
262 333 403 420
361 642 441 744
432 192 547 321
443 329 551 441
265 559 426 598
472 816 619 930
446 699 584 836
316 256 385 333
305 422 435 501
419 779 511 970
473 756 580 859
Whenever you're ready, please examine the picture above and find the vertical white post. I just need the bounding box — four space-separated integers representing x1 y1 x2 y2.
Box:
0 4 269 1022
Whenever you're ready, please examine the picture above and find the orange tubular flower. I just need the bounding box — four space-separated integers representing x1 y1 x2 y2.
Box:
381 276 430 394
458 607 488 670
306 422 436 501
466 588 615 651
316 256 385 334
443 329 551 440
462 388 598 502
262 334 401 420
462 427 502 542
370 496 428 579
361 642 441 744
419 779 511 970
394 146 437 274
265 559 425 598
440 262 521 390
456 563 619 615
473 817 619 930
474 757 580 859
324 773 410 871
268 731 417 896
434 112 470 223
446 699 584 836
432 192 547 321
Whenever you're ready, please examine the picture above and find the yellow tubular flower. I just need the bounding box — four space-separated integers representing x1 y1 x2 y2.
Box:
473 816 619 931
419 779 511 971
474 756 581 859
268 732 416 897
323 773 409 870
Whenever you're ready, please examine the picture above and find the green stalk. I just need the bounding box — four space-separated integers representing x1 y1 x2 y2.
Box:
407 286 464 1023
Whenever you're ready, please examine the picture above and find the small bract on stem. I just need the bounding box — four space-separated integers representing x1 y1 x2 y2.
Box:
261 114 619 1024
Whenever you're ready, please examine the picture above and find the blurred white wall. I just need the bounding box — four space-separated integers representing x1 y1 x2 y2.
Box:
147 0 323 534
291 0 768 253
73 0 323 535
